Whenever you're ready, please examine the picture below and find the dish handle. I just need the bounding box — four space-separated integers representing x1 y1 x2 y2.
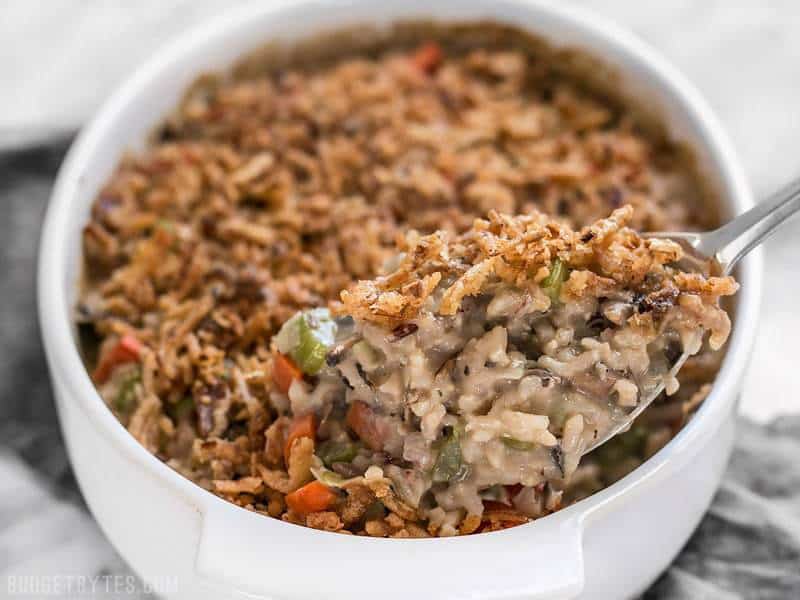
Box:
195 498 585 600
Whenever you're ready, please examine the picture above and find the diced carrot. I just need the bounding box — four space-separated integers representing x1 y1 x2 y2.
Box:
92 334 143 384
284 413 317 464
285 480 338 515
345 401 385 451
273 352 302 394
411 42 443 74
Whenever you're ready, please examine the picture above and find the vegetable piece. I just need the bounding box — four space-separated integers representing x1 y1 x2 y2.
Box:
273 352 303 394
92 334 143 384
309 463 358 488
274 308 337 375
541 258 569 304
285 480 338 515
346 401 386 451
432 425 469 483
118 334 143 359
310 467 345 487
113 370 141 412
316 439 360 467
294 310 336 374
500 436 537 451
168 395 194 421
411 42 443 74
284 413 317 464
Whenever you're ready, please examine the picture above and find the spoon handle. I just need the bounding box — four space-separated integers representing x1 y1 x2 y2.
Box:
698 178 800 274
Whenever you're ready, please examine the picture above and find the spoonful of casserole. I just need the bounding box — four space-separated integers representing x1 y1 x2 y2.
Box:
269 205 738 522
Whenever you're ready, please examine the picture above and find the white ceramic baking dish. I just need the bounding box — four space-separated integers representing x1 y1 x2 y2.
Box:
37 1 762 598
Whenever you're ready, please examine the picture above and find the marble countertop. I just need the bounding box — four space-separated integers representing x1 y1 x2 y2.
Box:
1 2 799 598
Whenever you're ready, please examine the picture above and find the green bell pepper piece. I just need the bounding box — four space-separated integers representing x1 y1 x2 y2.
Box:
541 258 569 304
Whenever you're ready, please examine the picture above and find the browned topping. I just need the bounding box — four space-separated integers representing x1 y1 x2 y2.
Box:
480 502 531 532
339 484 377 525
340 206 736 328
305 511 345 532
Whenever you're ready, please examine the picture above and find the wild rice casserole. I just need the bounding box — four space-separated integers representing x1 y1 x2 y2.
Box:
78 24 735 537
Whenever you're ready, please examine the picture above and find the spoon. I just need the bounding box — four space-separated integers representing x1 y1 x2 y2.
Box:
584 177 800 454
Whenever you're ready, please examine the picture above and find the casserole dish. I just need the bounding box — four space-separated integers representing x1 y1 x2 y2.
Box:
37 1 761 598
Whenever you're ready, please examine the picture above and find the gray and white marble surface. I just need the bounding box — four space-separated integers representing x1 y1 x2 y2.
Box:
1 2 799 598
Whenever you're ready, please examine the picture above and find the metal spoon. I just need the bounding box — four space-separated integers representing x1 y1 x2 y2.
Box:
584 178 800 454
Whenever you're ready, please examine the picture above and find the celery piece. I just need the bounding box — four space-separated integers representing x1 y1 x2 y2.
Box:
275 308 337 375
432 425 469 483
541 258 569 304
114 370 141 412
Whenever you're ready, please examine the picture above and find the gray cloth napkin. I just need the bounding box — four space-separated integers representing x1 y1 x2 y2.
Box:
1 142 798 599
